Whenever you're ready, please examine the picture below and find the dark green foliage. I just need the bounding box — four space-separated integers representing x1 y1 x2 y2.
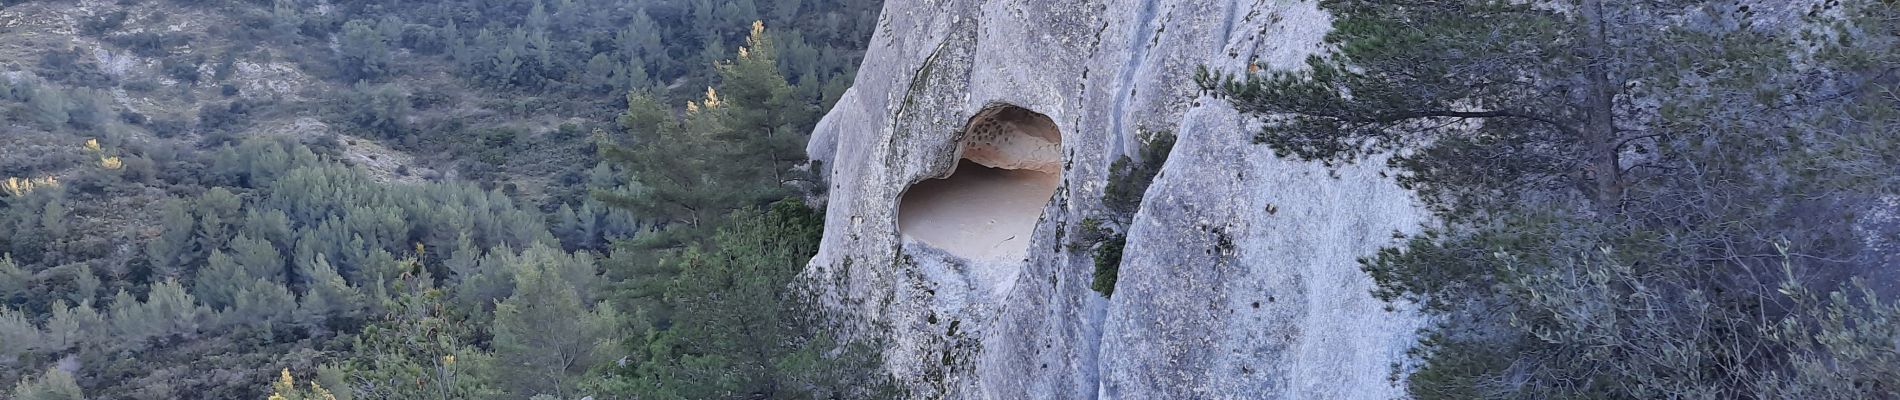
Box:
10 368 84 400
147 198 197 278
80 10 130 36
1085 130 1174 297
330 276 499 400
26 88 70 129
104 31 191 58
489 247 623 398
1211 0 1900 398
0 3 888 397
338 82 410 138
162 54 205 84
2 137 570 397
598 201 890 399
337 19 394 82
595 24 824 235
36 47 111 87
315 0 879 99
196 100 257 134
1090 231 1124 298
1102 130 1175 217
585 26 891 396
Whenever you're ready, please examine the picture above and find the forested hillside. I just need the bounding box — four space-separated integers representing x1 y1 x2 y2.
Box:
0 0 887 398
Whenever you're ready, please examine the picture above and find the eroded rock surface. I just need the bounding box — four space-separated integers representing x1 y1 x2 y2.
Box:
805 0 1430 398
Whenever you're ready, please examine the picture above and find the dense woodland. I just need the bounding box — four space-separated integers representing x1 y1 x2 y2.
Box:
0 0 887 398
10 0 1897 398
1209 0 1900 398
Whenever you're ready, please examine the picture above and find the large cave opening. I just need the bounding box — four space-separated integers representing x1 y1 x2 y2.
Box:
899 105 1062 263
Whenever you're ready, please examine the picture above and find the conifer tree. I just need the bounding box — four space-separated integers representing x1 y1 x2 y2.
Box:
1203 1 1900 398
0 306 43 360
10 368 83 400
607 202 835 399
266 369 340 400
718 22 807 186
0 255 26 299
194 250 252 310
269 0 303 43
230 234 285 283
27 88 68 129
228 279 295 330
40 300 103 352
294 254 362 331
336 281 497 400
65 265 98 305
490 252 621 398
147 198 195 278
38 196 66 241
195 188 242 253
339 19 393 81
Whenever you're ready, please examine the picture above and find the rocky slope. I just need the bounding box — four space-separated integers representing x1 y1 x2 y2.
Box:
805 0 1430 398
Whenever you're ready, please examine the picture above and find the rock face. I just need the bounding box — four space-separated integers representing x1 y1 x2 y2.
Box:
804 0 1429 398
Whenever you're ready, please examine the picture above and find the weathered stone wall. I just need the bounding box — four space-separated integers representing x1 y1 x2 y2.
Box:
804 0 1430 398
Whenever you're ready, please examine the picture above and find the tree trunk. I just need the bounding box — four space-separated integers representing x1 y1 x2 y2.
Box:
1579 0 1625 214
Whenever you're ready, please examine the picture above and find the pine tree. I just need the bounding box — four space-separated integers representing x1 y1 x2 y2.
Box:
0 306 43 359
228 279 295 330
1201 1 1900 398
607 202 836 399
105 289 145 345
294 253 362 330
27 88 69 129
339 19 393 81
10 368 83 400
718 22 806 186
106 280 206 348
230 234 285 283
552 204 583 250
489 252 621 398
0 254 26 299
65 265 99 304
336 283 498 400
193 250 251 310
266 369 341 400
598 91 743 229
195 188 241 253
144 278 207 339
242 208 294 254
146 198 195 278
40 300 103 352
269 0 303 43
444 233 481 284
582 53 618 93
39 196 67 240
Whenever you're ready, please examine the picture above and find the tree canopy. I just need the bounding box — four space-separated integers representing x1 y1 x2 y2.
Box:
1207 1 1900 398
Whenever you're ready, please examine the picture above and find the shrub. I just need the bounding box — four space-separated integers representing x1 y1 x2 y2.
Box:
339 82 409 138
1103 130 1175 216
196 101 254 134
66 88 114 131
1084 130 1175 297
80 10 130 35
1090 232 1125 297
162 55 205 84
108 31 190 58
27 88 70 129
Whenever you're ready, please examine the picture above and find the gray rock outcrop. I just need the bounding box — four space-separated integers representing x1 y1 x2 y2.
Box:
804 0 1430 398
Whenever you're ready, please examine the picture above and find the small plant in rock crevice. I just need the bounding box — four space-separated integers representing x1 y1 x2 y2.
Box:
1083 130 1176 297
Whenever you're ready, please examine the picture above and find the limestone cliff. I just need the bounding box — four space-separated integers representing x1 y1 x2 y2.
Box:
804 0 1429 398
